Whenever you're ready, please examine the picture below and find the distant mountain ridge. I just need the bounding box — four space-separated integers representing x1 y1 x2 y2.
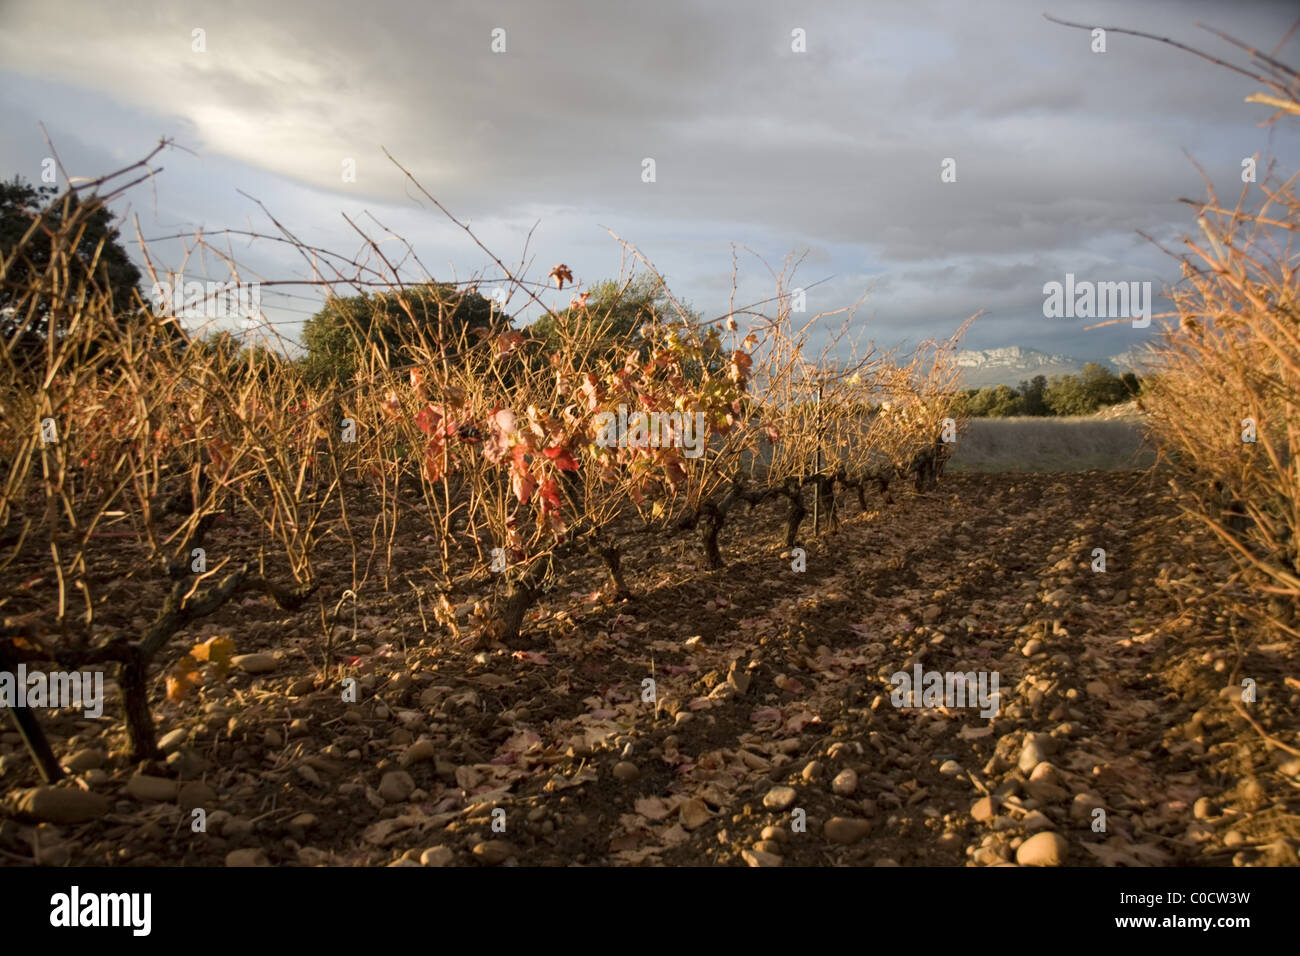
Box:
954 346 1089 388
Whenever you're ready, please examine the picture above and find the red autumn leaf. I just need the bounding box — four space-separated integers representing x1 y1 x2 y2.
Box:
543 445 579 471
539 477 563 512
512 465 537 504
414 404 441 435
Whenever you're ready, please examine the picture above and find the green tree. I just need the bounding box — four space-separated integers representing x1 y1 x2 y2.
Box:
1044 363 1128 415
1016 374 1049 416
300 282 505 386
962 384 1023 417
1 177 150 367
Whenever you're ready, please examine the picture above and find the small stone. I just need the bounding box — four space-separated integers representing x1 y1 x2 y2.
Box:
1018 735 1049 775
753 839 783 856
125 774 178 802
802 760 824 783
288 677 317 697
1025 762 1069 802
157 728 188 753
177 781 217 810
472 840 512 865
741 848 782 867
612 761 640 782
10 786 110 824
763 786 797 810
1022 639 1044 657
1193 797 1214 820
378 770 415 803
263 729 283 748
824 816 872 844
1015 831 1068 866
761 824 788 843
63 749 105 772
921 604 943 625
971 796 999 822
831 768 858 796
290 813 318 829
1070 792 1105 823
939 760 962 776
679 798 711 830
400 739 437 767
420 846 454 867
225 848 271 867
727 660 752 695
1022 810 1054 831
1224 830 1245 847
232 652 277 674
1279 758 1300 778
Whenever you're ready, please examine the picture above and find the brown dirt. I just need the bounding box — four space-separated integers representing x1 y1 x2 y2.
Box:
2 470 1298 867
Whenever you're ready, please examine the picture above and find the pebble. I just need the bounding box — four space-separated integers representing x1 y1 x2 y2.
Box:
761 825 788 843
802 760 824 783
753 840 783 856
63 749 105 772
157 729 188 753
921 604 943 624
177 781 217 810
763 786 797 810
1069 792 1105 823
612 761 640 782
1022 810 1054 831
125 774 178 802
679 798 711 830
971 796 999 822
823 817 872 844
225 848 271 867
11 786 110 823
421 846 454 867
938 760 962 776
1193 797 1213 820
1015 831 1068 866
741 848 782 867
400 739 438 767
1224 830 1245 847
1025 762 1068 802
831 768 858 796
1022 639 1044 657
472 840 512 865
232 653 277 674
1018 735 1049 775
378 771 415 803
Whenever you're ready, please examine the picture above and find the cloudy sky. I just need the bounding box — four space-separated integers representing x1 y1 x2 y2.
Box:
2 0 1297 364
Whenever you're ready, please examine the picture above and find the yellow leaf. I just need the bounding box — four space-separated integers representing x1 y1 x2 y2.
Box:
166 653 203 704
192 635 236 677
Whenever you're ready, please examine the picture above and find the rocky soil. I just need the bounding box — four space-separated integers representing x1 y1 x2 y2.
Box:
3 471 1298 866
